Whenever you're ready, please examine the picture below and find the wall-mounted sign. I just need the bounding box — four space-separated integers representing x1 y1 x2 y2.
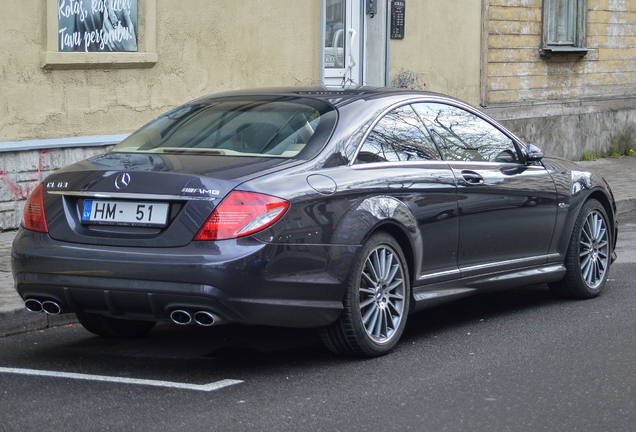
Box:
391 1 405 39
58 0 138 52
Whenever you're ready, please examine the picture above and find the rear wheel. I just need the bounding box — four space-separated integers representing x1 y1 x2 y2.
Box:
76 312 156 338
320 232 410 357
549 199 611 299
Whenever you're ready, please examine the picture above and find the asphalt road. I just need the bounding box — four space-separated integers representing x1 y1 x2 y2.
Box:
1 213 636 432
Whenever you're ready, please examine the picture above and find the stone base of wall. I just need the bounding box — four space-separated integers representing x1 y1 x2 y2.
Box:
0 145 113 231
482 96 636 161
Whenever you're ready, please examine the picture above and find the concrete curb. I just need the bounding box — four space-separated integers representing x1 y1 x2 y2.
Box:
0 306 78 338
616 198 636 215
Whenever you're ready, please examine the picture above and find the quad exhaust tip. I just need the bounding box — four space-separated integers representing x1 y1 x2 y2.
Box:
170 310 223 326
170 310 192 325
193 311 215 326
42 301 61 315
25 299 62 315
24 299 43 313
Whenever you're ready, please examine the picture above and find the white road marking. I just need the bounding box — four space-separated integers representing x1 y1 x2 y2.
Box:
0 367 243 392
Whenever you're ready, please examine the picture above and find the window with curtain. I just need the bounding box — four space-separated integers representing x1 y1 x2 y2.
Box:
542 0 590 56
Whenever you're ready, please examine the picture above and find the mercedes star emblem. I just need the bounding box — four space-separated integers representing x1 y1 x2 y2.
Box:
115 173 131 189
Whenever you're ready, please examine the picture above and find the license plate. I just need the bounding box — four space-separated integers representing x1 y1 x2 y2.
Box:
82 200 169 227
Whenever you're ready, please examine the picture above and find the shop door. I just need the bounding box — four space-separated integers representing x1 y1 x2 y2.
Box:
322 0 363 88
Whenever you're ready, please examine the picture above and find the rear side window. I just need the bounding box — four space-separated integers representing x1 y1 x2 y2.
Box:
413 103 520 163
112 98 336 159
355 105 441 164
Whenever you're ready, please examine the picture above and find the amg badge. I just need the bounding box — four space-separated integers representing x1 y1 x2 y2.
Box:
181 188 220 196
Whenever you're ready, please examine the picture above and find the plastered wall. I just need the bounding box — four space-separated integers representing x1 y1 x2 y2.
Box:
0 0 488 230
0 1 322 142
1 1 487 142
388 0 483 106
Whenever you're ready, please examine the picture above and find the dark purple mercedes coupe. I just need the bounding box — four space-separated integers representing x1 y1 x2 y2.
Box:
12 87 617 356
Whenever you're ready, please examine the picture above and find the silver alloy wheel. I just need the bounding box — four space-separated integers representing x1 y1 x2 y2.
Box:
359 245 406 343
579 210 609 289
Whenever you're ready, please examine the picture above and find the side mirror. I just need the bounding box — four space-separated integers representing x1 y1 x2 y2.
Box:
525 143 544 162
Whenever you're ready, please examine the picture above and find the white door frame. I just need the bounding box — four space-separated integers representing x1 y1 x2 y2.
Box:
320 0 364 89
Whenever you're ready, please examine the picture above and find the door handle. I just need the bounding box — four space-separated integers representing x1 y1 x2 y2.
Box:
461 170 484 185
347 29 356 68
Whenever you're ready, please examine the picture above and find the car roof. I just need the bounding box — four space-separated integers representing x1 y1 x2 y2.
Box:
191 86 459 109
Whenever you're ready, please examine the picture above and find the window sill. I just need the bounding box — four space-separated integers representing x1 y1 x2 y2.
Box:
539 46 592 59
41 52 158 70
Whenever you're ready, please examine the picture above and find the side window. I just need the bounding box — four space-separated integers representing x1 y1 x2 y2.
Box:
355 105 441 164
412 103 520 163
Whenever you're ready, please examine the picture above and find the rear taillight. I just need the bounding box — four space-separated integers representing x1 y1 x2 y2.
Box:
194 191 290 241
22 183 48 233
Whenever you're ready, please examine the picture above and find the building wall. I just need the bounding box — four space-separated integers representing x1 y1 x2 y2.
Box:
0 1 321 143
0 1 322 230
0 0 484 230
1 0 485 143
483 0 636 160
0 145 115 230
486 0 636 104
389 0 483 106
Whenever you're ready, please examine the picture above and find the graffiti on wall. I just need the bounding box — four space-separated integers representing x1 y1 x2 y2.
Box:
58 0 138 52
0 152 50 201
391 69 426 90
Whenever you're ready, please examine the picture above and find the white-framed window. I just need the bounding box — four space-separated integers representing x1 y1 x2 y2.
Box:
541 0 590 57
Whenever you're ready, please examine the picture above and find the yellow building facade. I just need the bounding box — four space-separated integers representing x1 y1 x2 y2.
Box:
0 0 484 229
1 0 482 144
2 0 636 229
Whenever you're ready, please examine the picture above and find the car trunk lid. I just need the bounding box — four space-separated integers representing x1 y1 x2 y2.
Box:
41 152 301 247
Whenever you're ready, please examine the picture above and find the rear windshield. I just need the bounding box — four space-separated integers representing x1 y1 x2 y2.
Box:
112 97 337 159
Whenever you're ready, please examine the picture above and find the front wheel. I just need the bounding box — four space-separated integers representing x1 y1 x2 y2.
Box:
549 198 611 299
320 232 410 357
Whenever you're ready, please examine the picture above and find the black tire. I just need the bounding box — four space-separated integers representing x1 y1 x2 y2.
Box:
76 312 156 338
320 232 410 357
549 198 611 299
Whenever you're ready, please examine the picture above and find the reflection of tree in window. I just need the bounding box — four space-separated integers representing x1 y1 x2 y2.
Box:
356 105 440 164
413 103 518 163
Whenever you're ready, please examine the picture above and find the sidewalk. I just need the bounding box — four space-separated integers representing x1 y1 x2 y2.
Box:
1 156 636 336
576 156 636 214
0 230 76 337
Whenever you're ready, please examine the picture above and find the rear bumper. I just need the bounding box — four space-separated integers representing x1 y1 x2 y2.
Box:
11 229 358 328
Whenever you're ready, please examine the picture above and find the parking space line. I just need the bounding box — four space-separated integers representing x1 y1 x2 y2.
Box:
0 367 243 392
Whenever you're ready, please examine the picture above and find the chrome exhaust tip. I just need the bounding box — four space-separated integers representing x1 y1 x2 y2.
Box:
170 310 192 325
41 301 61 315
193 311 215 327
24 299 43 313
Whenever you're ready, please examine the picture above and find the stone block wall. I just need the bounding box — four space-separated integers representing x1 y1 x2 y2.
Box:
498 108 636 160
0 146 113 231
482 96 636 160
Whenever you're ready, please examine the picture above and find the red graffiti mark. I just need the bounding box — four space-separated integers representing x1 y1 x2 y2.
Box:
0 151 50 200
37 150 50 173
0 168 27 199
